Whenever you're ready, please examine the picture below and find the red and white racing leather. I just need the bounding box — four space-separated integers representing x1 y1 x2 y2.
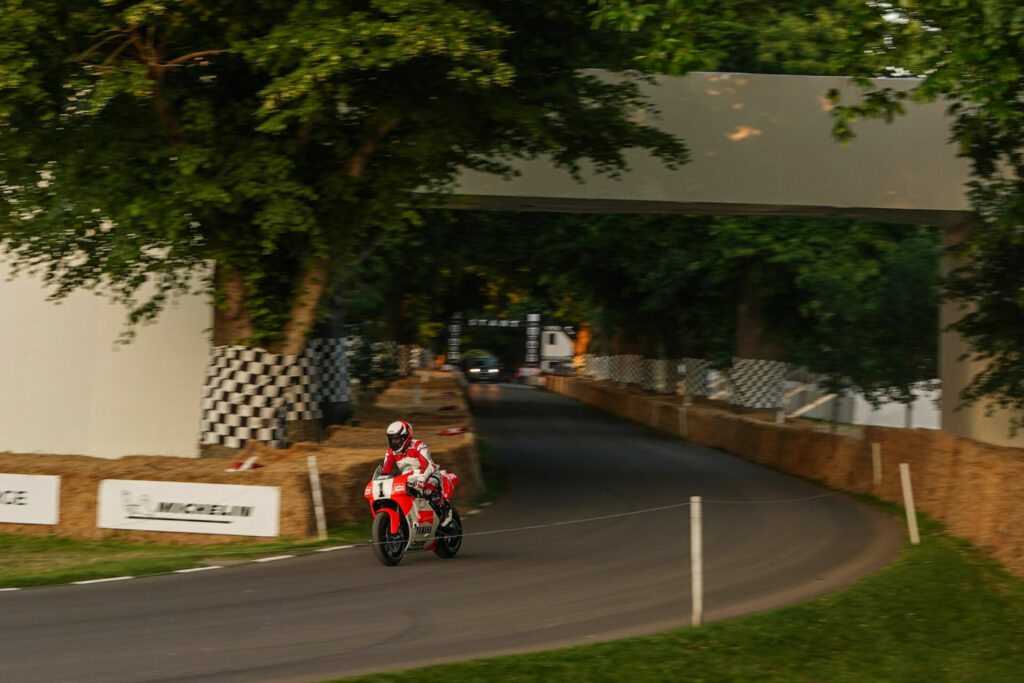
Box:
381 440 437 492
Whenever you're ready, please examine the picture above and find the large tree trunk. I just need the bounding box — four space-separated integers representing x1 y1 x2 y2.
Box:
273 257 329 356
735 261 788 361
212 262 256 346
731 262 788 411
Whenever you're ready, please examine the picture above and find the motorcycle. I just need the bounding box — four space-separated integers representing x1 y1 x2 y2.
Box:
363 465 463 566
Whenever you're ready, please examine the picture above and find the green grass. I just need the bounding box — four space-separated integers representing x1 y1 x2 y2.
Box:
0 523 371 588
336 512 1024 682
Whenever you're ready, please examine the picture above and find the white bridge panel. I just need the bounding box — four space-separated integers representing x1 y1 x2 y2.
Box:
454 72 971 224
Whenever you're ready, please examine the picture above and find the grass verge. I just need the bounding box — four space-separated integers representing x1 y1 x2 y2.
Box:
335 511 1024 682
0 523 371 588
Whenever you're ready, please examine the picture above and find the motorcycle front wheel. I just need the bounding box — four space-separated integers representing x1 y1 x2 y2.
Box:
433 507 463 559
372 511 409 566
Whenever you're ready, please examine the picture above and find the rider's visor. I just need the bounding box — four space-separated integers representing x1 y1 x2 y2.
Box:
388 434 406 452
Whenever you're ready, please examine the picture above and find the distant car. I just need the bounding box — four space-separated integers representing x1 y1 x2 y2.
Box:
466 356 502 383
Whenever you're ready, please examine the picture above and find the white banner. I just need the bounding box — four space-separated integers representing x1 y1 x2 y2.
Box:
97 480 280 537
0 473 60 525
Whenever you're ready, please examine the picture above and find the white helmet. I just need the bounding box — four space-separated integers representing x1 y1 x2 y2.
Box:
386 420 413 454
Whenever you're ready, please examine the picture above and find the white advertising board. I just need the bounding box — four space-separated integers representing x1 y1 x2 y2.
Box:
97 480 280 537
0 473 60 525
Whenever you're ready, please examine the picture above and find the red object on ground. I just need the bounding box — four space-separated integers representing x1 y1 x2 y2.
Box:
439 427 468 436
441 391 456 397
225 457 264 472
438 404 458 411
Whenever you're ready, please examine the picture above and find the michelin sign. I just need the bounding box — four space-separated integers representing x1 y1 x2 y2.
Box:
98 480 280 537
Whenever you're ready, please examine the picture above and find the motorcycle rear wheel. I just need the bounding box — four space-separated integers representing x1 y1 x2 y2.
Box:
433 507 463 559
372 511 409 566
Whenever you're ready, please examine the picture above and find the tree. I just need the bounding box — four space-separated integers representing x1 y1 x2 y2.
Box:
589 0 892 77
811 1 1024 430
342 208 940 408
0 1 685 355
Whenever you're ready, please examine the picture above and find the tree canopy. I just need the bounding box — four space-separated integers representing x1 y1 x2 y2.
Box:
0 0 683 353
591 0 1024 429
343 209 940 404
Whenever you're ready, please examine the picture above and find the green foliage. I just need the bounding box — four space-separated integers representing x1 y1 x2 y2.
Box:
815 1 1024 425
0 1 685 347
345 209 941 403
0 523 372 588
589 0 893 76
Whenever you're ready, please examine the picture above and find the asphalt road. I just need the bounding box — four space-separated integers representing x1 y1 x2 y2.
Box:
0 385 903 682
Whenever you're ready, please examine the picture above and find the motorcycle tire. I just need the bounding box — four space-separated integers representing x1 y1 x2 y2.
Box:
433 507 463 559
372 510 409 566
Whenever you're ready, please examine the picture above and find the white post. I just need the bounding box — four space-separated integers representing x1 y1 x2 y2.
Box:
690 495 703 626
775 409 785 424
307 455 328 541
899 463 920 545
871 443 882 487
413 386 422 405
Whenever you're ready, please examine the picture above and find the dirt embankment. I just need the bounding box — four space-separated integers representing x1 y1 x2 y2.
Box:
544 374 1024 579
0 372 480 544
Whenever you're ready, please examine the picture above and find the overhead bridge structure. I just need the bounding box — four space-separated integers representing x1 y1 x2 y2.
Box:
450 71 1010 447
0 71 1013 457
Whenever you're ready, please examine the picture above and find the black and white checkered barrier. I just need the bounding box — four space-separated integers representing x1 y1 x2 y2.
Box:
644 359 680 393
579 354 783 406
308 338 349 403
582 355 678 392
609 355 644 385
684 358 712 397
410 346 432 370
200 339 351 449
729 358 787 409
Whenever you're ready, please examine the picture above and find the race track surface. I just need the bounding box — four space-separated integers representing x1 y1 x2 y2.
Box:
0 385 903 682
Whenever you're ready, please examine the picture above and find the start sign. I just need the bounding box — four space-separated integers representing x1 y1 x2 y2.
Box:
0 473 60 525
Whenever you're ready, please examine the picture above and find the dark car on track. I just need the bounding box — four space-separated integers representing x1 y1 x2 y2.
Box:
466 356 502 383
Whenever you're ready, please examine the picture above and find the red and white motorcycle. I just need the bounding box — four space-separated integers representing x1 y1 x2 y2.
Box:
363 465 463 566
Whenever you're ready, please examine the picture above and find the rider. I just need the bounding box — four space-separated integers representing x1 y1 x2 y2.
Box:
381 420 453 526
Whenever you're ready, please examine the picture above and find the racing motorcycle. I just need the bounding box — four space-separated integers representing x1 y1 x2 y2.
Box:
364 465 463 566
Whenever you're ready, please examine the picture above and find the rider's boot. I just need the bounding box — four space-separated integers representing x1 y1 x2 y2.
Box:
438 499 454 528
428 493 453 528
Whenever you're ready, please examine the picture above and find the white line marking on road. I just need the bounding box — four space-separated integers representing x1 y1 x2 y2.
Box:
1 587 22 592
73 576 134 585
315 545 353 552
252 555 294 563
175 566 223 573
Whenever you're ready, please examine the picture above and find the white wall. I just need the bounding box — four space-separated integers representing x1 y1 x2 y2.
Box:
0 261 211 459
787 381 941 430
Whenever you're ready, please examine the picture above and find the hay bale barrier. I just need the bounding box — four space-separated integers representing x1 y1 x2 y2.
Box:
0 371 480 544
542 375 1024 579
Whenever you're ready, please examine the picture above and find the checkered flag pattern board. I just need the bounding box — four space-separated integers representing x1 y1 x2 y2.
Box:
610 355 645 385
684 358 712 397
644 359 679 394
583 354 610 381
308 338 349 403
730 358 787 409
200 343 339 449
